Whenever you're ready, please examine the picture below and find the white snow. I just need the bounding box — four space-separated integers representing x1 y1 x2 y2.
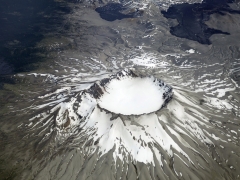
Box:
186 49 195 54
128 53 170 68
98 77 167 115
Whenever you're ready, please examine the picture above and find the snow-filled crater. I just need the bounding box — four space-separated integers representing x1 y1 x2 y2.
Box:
98 77 166 115
88 70 173 115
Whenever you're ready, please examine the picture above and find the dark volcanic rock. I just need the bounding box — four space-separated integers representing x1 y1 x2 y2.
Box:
95 3 143 21
162 0 240 44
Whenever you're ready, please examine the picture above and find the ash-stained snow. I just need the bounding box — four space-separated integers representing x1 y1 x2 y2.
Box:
25 63 240 180
22 45 240 179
